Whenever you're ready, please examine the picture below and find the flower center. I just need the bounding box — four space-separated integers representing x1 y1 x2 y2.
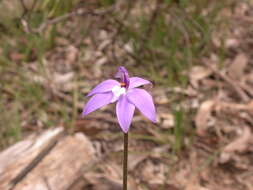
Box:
120 82 126 87
111 85 126 102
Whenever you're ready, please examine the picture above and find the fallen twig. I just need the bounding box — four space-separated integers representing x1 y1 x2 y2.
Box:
21 6 115 34
205 62 250 102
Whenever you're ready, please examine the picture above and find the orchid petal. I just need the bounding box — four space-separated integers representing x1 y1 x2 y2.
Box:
127 88 156 122
129 77 151 89
82 92 113 116
87 79 120 97
116 95 135 133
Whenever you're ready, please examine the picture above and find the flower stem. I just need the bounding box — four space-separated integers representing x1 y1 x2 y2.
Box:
123 132 128 190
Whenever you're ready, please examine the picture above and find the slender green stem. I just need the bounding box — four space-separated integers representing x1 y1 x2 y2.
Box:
123 132 128 190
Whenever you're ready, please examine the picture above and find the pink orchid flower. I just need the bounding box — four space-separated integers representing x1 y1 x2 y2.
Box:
82 66 156 133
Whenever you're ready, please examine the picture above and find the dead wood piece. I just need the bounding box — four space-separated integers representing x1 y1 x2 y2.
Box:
0 128 95 190
0 128 65 183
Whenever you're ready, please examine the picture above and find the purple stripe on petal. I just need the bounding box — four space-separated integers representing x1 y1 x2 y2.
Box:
129 77 151 89
116 95 135 133
82 92 113 116
127 89 156 123
87 79 120 97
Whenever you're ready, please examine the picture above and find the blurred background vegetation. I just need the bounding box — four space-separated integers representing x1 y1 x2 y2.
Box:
0 0 242 148
2 1 253 189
